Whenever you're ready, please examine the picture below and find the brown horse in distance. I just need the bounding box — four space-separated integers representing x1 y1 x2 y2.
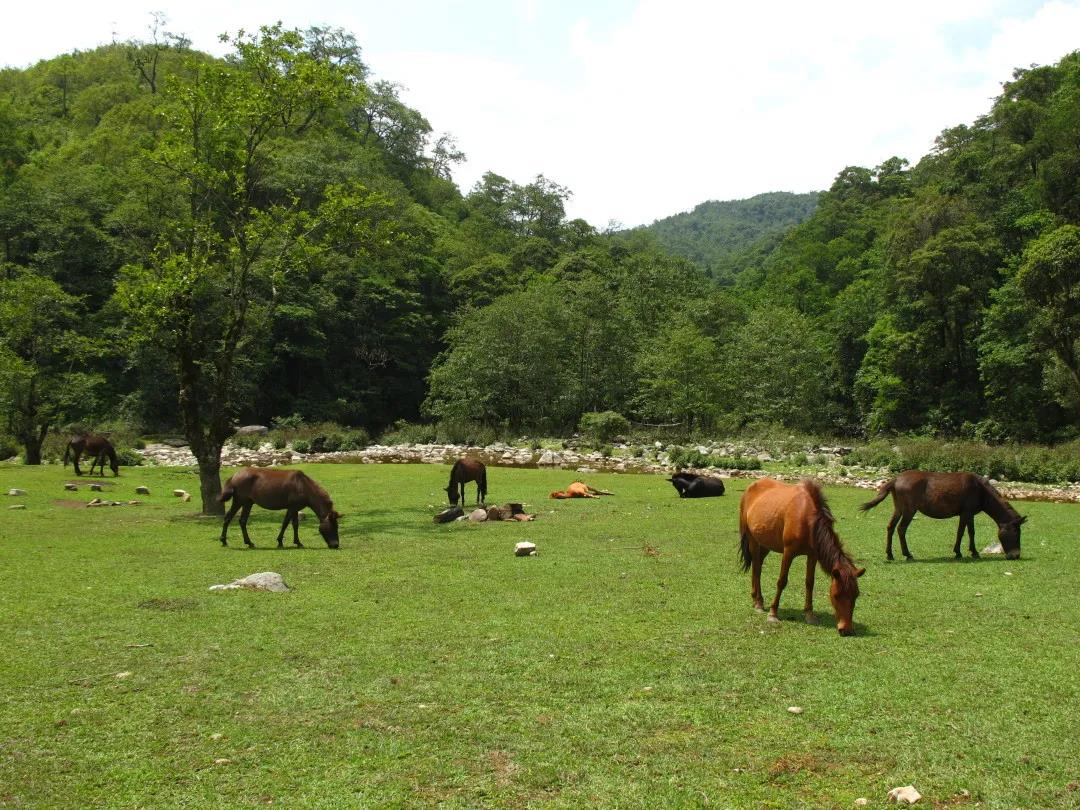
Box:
446 458 487 506
63 434 119 476
549 481 614 499
219 467 341 549
739 478 865 636
860 470 1024 561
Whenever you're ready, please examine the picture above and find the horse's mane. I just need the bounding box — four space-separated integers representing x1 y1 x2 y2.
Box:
295 470 332 505
977 476 1020 521
801 479 857 580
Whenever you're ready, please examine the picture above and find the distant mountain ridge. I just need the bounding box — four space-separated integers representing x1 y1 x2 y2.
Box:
639 191 820 277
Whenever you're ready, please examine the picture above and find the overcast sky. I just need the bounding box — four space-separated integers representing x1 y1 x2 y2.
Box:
4 1 1080 227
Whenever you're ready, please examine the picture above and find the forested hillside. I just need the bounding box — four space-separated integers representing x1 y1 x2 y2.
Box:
637 191 820 280
3 25 1080 496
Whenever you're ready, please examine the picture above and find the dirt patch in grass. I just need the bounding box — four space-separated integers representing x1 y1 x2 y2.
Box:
487 750 519 787
768 752 829 777
52 499 89 509
138 597 199 612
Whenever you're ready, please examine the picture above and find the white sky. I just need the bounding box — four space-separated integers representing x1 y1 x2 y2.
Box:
4 1 1080 228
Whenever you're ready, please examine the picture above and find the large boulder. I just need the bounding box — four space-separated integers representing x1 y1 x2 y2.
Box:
235 425 269 436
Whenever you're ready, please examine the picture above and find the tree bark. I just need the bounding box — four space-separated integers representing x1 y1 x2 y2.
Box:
22 438 42 465
197 454 225 515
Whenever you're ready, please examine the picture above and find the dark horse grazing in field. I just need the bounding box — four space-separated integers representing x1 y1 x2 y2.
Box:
446 458 487 506
739 478 865 636
219 467 340 549
668 471 725 498
63 434 119 476
860 470 1024 561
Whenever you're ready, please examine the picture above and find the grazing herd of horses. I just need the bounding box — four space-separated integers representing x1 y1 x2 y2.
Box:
63 433 1026 636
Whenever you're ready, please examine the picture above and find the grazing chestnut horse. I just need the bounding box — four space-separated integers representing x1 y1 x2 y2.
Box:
860 470 1024 561
219 467 340 549
446 458 487 506
739 478 865 636
549 481 614 499
63 434 119 476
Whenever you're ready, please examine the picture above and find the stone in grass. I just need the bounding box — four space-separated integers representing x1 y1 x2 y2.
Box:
89 483 103 492
982 541 1004 555
9 504 26 510
468 508 488 522
135 486 150 495
8 488 27 496
887 785 922 804
64 483 78 491
787 706 804 714
209 571 290 593
172 489 188 498
515 542 537 557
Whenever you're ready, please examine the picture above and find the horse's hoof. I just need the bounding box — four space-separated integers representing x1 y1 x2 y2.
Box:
766 614 780 623
804 613 819 625
904 554 914 561
971 551 980 559
753 604 765 613
886 555 894 562
294 543 304 549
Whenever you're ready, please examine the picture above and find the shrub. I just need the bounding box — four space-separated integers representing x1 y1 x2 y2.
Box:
115 448 144 467
435 420 500 447
578 411 631 445
791 452 808 466
0 438 18 461
230 434 264 450
600 445 614 458
380 420 437 445
667 446 761 470
292 439 311 454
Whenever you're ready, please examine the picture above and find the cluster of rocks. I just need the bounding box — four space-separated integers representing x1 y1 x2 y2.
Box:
129 438 1080 503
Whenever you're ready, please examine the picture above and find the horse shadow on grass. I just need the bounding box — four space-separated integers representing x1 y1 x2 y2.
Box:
887 554 1028 565
764 609 878 637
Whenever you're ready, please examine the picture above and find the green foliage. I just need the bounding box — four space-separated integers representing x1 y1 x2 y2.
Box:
379 420 437 445
578 411 630 445
114 448 144 467
667 446 762 470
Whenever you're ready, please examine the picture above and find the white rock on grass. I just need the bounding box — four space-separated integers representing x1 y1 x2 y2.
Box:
468 508 488 522
89 484 103 492
887 785 922 804
209 572 290 593
982 541 1004 554
64 483 78 491
7 489 27 496
172 489 188 497
9 504 26 510
135 486 150 495
515 542 537 557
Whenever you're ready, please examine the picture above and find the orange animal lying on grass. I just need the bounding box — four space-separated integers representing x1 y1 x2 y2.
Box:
549 482 614 499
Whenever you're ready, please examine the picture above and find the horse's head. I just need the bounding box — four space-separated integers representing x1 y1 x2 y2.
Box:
829 564 865 636
110 458 120 476
445 484 459 506
319 509 341 549
998 515 1025 560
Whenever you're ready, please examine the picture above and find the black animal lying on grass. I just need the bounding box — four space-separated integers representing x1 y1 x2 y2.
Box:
668 471 725 498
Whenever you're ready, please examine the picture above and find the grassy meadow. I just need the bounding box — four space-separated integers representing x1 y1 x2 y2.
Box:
0 462 1077 808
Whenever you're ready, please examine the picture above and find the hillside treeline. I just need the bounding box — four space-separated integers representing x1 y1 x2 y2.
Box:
3 26 1080 470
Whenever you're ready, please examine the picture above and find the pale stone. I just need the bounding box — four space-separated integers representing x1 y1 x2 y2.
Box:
235 425 269 435
468 508 488 522
209 571 290 592
182 493 191 502
7 489 26 496
172 489 188 498
515 542 537 557
787 706 803 714
64 483 78 491
89 484 103 492
854 800 869 807
115 671 132 679
9 504 26 510
887 785 922 804
135 486 150 495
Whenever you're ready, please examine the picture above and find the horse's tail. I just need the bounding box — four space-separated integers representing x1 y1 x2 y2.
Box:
218 481 235 504
738 505 753 573
63 441 72 467
859 478 894 512
480 465 488 500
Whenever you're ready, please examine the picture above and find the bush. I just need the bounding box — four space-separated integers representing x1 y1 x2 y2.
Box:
0 438 18 461
380 420 437 445
600 445 614 458
578 411 630 446
435 420 501 447
115 448 144 467
667 446 761 470
292 439 311 454
230 434 264 451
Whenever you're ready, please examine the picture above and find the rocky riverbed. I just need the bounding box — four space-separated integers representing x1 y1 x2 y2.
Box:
133 441 1080 502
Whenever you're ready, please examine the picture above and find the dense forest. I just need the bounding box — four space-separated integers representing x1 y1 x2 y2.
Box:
2 23 1080 507
637 191 820 280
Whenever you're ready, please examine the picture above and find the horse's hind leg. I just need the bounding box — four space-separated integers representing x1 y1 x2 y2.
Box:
953 517 966 559
768 547 797 623
238 504 256 548
73 451 83 477
897 513 914 560
803 554 819 624
966 515 979 559
885 509 901 560
220 501 242 546
750 544 767 613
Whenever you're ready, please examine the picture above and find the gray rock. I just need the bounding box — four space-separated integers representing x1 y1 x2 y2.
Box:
982 541 1004 555
515 541 537 557
235 425 269 436
887 785 922 805
9 504 26 510
209 571 290 592
64 483 78 491
89 483 103 492
7 489 27 496
135 486 150 495
468 508 488 522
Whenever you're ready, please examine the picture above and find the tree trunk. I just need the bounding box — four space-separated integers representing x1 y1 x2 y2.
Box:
197 454 225 516
23 438 42 465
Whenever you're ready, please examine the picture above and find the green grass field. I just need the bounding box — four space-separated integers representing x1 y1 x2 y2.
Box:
1 463 1077 808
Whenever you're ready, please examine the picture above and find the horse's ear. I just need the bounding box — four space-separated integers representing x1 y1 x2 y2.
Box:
855 567 866 578
1018 515 1028 525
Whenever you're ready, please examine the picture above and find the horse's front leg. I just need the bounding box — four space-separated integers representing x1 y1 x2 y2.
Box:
967 516 979 558
275 509 294 548
803 555 819 625
220 501 242 546
238 504 256 548
768 547 798 623
953 516 966 559
292 511 303 548
885 510 900 560
73 452 83 477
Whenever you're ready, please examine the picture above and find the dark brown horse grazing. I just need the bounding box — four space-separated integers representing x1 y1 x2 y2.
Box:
219 467 341 549
860 470 1024 561
739 478 865 636
63 435 119 476
446 458 487 506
